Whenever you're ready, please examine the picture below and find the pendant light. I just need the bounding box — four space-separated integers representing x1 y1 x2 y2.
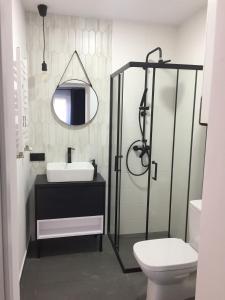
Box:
37 4 48 71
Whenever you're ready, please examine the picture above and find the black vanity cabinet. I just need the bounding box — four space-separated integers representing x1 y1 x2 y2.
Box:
35 174 105 257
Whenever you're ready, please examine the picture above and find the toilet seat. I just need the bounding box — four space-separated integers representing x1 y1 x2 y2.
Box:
133 238 198 272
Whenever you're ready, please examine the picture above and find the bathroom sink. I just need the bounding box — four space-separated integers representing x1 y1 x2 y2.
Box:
47 162 94 182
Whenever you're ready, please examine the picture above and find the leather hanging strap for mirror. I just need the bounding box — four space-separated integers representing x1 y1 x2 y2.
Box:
57 50 93 87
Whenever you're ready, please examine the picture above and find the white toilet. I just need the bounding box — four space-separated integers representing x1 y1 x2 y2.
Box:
133 200 202 300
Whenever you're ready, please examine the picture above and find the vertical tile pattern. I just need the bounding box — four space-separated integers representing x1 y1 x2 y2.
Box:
26 13 112 180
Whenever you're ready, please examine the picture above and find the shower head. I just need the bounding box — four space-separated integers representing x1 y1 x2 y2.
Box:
146 47 171 64
146 47 162 63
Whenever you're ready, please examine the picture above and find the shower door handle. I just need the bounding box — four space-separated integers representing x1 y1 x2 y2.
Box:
199 96 208 126
152 161 158 181
114 155 123 172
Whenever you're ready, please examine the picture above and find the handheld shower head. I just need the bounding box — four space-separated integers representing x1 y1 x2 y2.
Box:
140 88 148 107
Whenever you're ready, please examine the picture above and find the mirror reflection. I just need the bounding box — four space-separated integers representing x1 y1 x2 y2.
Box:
52 79 98 126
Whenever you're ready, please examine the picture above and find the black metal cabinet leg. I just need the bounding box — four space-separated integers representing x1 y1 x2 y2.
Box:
99 235 103 252
37 240 41 258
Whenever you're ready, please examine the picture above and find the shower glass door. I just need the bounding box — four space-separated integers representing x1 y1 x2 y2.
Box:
116 67 148 271
169 69 205 241
108 74 124 251
108 63 205 273
148 68 178 238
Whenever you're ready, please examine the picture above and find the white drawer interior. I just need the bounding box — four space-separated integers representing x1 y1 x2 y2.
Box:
37 215 104 240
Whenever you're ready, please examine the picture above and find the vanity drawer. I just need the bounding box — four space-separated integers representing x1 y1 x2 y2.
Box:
35 184 105 220
37 215 104 240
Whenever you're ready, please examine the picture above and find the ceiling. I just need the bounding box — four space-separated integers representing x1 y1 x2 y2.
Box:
22 0 208 26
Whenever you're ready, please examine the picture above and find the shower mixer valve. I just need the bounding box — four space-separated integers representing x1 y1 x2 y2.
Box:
133 144 150 158
139 105 150 117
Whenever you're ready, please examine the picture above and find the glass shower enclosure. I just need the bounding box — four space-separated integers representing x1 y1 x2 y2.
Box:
108 61 207 272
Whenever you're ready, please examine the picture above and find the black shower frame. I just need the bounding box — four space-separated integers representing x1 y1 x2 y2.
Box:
107 61 206 273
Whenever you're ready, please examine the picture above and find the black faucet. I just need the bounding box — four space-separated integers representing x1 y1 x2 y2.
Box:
67 147 75 163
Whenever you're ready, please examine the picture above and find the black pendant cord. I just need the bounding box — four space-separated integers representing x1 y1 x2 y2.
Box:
57 50 93 87
37 4 48 71
42 17 46 62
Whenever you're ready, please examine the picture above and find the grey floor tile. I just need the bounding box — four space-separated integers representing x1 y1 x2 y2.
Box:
20 236 146 300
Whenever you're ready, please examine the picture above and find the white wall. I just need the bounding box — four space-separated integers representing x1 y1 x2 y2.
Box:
112 11 207 68
12 0 32 278
112 20 177 71
175 9 207 65
0 0 20 298
12 0 27 59
196 1 225 299
201 3 217 125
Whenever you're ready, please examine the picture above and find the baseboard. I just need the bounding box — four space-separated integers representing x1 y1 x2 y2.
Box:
19 246 28 280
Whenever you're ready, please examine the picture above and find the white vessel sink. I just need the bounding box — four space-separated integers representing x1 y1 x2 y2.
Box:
47 162 94 182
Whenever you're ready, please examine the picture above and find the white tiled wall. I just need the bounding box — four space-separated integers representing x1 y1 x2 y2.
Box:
26 13 112 181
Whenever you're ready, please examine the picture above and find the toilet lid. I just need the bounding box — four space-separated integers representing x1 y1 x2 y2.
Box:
133 238 198 272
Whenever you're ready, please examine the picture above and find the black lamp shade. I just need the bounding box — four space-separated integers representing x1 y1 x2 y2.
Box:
42 61 47 71
38 4 47 17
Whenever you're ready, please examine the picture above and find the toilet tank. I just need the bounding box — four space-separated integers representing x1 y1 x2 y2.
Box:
188 200 202 251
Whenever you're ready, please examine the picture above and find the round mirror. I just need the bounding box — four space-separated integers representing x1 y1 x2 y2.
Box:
52 79 99 126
